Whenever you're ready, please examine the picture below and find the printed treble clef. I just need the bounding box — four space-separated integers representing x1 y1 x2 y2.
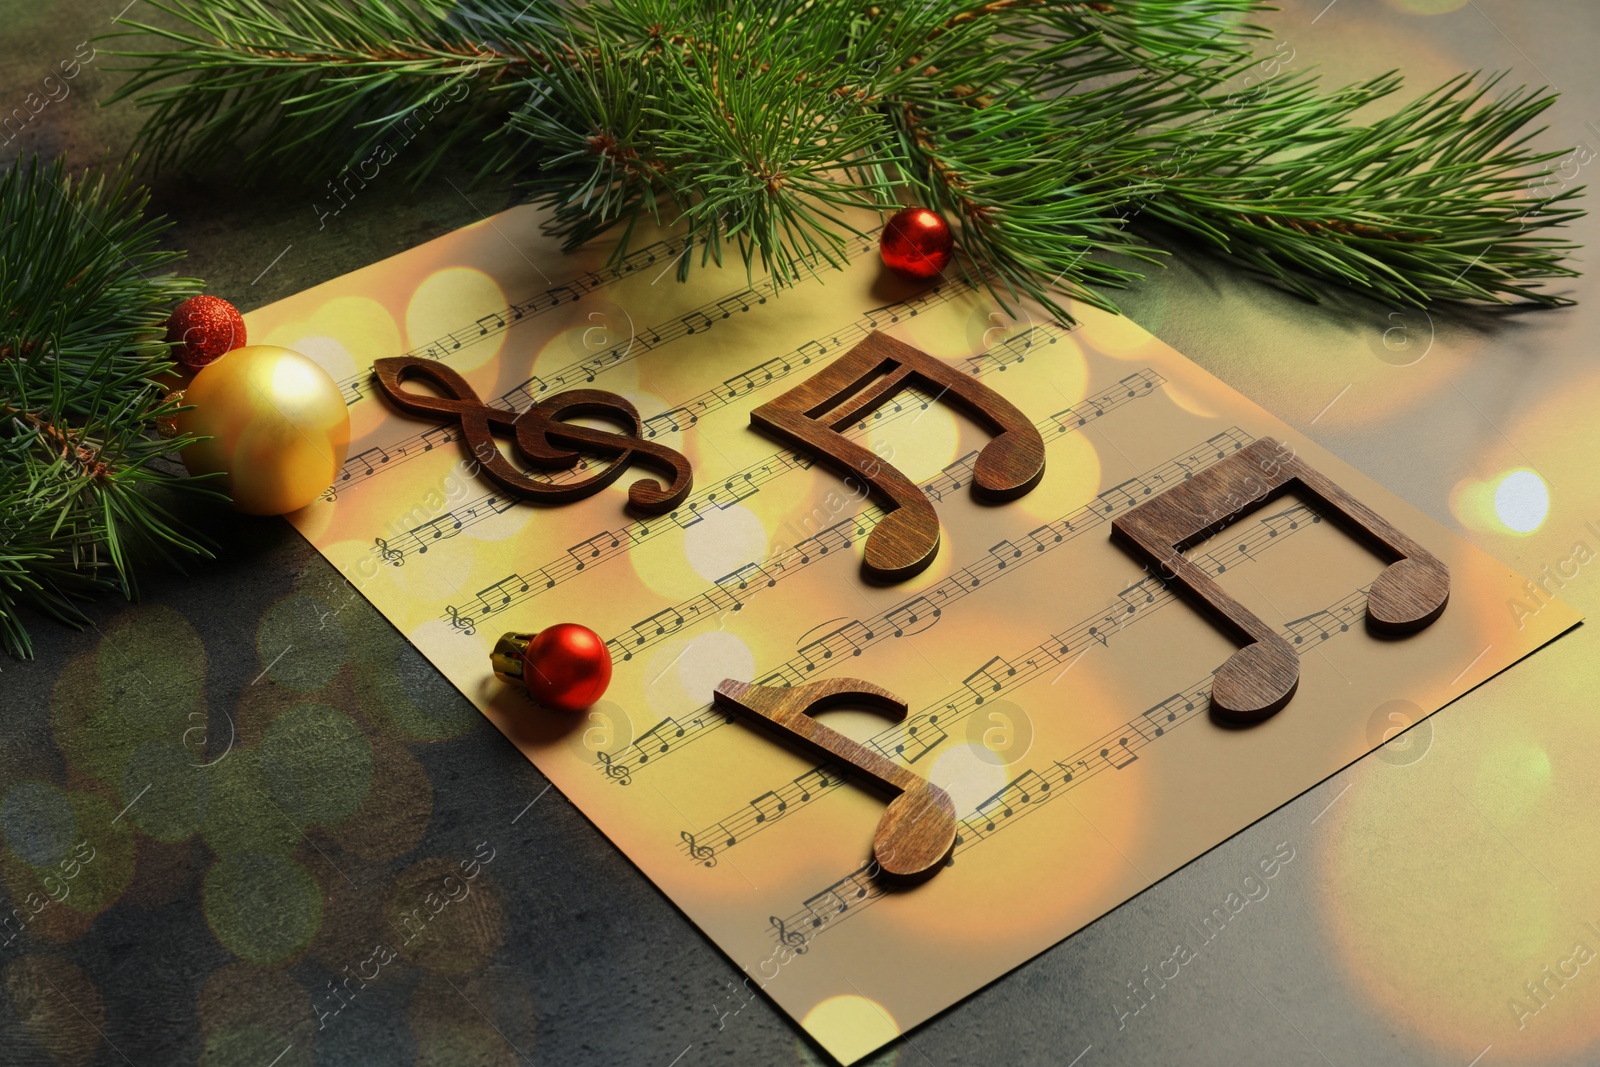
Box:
594 751 632 786
375 537 404 566
680 830 717 868
769 915 809 954
445 605 476 636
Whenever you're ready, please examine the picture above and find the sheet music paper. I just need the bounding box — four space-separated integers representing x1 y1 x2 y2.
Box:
248 205 1580 1064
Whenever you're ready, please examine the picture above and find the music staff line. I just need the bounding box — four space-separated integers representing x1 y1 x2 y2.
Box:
679 492 1326 868
595 428 1253 790
440 361 1164 636
765 587 1370 954
331 270 966 497
329 235 694 407
379 324 1077 568
600 370 1169 662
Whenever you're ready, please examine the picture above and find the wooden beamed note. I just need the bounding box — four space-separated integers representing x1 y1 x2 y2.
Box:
713 678 957 882
750 331 1046 582
1112 437 1449 722
372 356 692 513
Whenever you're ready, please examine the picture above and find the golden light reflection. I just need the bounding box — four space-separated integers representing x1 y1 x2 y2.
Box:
1495 470 1551 534
800 994 901 1066
406 267 509 373
1319 643 1600 1062
1452 469 1551 537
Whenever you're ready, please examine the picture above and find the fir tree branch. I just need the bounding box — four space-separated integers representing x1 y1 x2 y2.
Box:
103 0 1585 323
0 156 218 660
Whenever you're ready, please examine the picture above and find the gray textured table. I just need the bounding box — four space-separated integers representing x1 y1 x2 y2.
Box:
4 2 1598 1065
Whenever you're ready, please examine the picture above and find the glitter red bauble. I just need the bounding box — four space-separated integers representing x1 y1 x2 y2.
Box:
522 623 614 712
165 295 246 370
879 206 953 280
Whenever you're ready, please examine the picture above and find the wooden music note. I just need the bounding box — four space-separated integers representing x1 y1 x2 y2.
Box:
712 678 957 882
749 331 1045 581
1112 436 1449 722
371 356 692 513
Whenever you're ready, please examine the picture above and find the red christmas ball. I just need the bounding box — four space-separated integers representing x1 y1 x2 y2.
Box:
522 623 613 712
165 295 246 370
880 206 953 280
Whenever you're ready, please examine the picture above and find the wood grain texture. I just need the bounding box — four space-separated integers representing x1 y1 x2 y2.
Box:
749 330 1046 582
713 677 957 883
1112 436 1449 723
373 356 692 512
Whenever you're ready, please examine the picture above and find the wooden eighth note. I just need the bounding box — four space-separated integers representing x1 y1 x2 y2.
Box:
1112 436 1449 723
750 331 1045 582
712 677 957 882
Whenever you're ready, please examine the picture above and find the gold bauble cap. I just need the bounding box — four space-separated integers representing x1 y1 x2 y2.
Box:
491 631 535 683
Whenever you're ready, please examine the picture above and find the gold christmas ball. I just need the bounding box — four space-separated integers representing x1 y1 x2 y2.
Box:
175 344 350 515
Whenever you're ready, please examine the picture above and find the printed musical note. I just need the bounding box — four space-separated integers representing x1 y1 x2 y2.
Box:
420 425 456 452
372 356 694 512
374 537 403 566
568 531 624 570
670 448 1343 865
444 605 475 636
632 718 687 765
793 767 838 803
875 714 949 765
796 622 873 672
409 514 463 554
611 432 1256 790
335 269 970 494
962 657 1017 702
473 576 529 615
324 238 685 405
883 596 942 639
344 446 390 480
1096 737 1139 771
715 563 776 606
748 791 789 824
769 591 1374 946
974 771 1048 832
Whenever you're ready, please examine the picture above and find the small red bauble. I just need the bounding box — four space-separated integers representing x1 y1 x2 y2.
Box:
879 206 953 281
492 623 613 711
166 294 246 370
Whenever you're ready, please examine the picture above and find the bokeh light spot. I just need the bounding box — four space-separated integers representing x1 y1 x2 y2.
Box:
203 853 323 964
1494 469 1548 534
800 994 901 1065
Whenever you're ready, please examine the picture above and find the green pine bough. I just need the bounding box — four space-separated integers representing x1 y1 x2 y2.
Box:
0 156 216 660
108 0 1583 317
0 1 1586 658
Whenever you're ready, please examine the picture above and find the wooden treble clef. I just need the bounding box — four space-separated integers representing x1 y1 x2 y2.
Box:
372 357 693 513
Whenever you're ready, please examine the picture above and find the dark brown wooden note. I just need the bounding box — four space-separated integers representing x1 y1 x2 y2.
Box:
1112 436 1449 722
749 331 1045 582
372 357 692 513
713 677 957 882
